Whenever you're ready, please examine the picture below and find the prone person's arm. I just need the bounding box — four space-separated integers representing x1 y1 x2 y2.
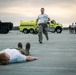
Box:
26 56 38 61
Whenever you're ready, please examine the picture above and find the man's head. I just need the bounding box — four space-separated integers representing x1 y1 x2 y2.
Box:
41 8 45 14
0 53 10 65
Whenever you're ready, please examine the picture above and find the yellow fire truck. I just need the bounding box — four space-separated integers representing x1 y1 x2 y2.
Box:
20 20 62 34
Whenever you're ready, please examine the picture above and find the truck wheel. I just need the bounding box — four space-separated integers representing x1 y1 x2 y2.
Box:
23 29 28 34
56 27 62 33
30 29 34 34
6 29 9 33
0 28 8 34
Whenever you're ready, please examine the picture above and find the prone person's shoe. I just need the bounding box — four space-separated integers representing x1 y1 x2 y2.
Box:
18 42 23 49
25 42 31 55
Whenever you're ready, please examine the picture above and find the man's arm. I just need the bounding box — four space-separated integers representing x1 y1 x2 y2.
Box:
36 19 39 25
48 18 50 21
44 17 50 23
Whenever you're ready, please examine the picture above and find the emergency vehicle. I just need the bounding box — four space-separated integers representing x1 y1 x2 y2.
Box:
20 20 62 34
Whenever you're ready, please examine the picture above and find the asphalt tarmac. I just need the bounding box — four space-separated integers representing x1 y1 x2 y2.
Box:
0 30 76 75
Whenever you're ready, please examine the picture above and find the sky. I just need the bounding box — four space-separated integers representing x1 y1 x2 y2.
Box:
0 0 76 27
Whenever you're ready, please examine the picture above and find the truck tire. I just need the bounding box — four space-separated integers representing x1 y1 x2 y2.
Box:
0 28 9 34
55 27 62 33
29 29 34 34
23 29 28 34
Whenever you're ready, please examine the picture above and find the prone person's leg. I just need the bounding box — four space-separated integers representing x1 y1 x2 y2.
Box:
17 42 31 55
25 42 31 55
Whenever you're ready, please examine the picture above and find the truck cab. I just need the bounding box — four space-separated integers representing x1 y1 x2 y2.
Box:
0 21 13 34
48 20 62 33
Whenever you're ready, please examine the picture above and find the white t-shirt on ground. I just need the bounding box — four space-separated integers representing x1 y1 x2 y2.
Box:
38 14 49 23
0 48 26 63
